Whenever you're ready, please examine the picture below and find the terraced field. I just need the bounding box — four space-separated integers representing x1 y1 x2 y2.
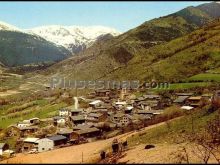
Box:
187 73 220 82
0 99 67 129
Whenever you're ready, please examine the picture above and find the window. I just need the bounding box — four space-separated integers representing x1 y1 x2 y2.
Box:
42 148 45 150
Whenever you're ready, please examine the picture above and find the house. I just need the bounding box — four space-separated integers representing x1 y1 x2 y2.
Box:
187 96 202 107
89 100 104 109
0 143 9 156
92 108 108 114
111 113 132 127
7 125 39 138
95 96 111 102
57 128 75 141
59 109 70 117
118 115 132 127
17 118 40 128
86 112 108 123
132 114 152 122
47 135 67 147
111 113 124 123
114 101 127 110
29 118 40 125
53 116 66 126
36 138 54 152
95 89 111 97
124 106 134 114
73 124 94 131
1 150 15 158
181 106 194 110
138 100 160 110
19 126 39 137
72 127 101 140
22 137 39 152
173 96 190 105
143 94 161 100
201 93 213 100
17 122 32 128
69 115 86 125
70 109 83 116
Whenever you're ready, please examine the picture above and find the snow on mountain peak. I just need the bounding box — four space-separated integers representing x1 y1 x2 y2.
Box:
0 20 121 55
0 20 21 31
26 25 121 54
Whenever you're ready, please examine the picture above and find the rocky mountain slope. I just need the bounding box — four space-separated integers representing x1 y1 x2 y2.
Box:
27 26 121 54
0 22 71 67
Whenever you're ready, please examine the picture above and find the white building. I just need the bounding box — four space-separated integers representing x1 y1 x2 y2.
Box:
115 100 127 110
53 116 66 126
36 138 54 152
89 100 103 108
17 122 31 128
59 109 69 117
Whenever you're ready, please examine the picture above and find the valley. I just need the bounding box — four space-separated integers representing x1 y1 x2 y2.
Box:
0 1 220 164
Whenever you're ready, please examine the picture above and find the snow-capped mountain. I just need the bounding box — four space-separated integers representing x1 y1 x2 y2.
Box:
0 21 71 67
0 21 22 31
26 25 121 54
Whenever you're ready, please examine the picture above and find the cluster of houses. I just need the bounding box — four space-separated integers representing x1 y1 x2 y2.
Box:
173 92 213 110
0 88 218 158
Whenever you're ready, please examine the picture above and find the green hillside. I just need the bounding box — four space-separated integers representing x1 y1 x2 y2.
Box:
0 31 71 67
36 2 220 85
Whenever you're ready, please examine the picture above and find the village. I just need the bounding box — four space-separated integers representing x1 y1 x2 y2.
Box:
0 86 219 161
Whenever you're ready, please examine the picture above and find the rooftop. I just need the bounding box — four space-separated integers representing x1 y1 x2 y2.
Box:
70 115 85 121
23 137 39 143
53 116 65 120
47 135 67 141
29 117 40 121
19 126 39 131
57 128 74 134
201 93 213 97
113 113 125 118
143 94 160 99
89 100 102 105
71 109 83 113
73 127 100 135
173 96 189 103
188 96 202 100
115 101 127 105
73 124 93 130
85 117 98 122
87 113 103 118
95 89 110 93
181 106 194 110
125 106 133 110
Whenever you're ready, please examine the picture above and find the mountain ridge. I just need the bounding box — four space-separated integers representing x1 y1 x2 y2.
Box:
37 2 220 83
26 25 121 54
0 21 120 67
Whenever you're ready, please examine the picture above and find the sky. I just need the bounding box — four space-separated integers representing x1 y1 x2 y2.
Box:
0 1 212 32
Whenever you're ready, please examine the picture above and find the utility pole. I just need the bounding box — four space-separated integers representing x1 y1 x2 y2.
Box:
82 152 83 163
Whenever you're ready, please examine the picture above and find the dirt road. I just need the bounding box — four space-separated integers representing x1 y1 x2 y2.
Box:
0 118 180 164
